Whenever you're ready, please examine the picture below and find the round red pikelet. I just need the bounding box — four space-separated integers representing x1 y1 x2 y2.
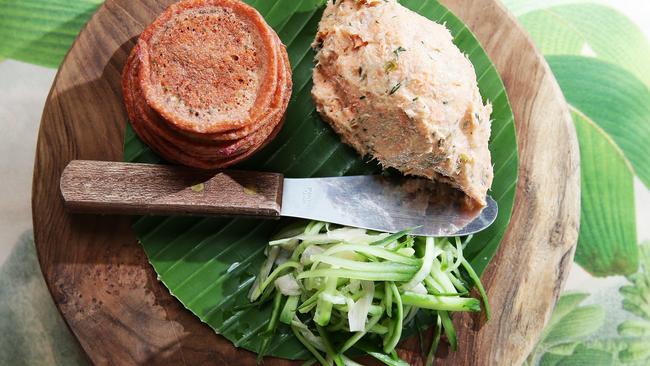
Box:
168 33 291 142
121 11 292 170
138 0 279 134
123 46 238 168
131 34 290 157
124 52 288 169
129 40 289 161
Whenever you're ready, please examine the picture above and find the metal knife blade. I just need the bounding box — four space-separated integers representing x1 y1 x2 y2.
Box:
281 175 497 237
60 161 497 236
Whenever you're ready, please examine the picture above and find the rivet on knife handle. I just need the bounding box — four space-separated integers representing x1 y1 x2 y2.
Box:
60 160 283 218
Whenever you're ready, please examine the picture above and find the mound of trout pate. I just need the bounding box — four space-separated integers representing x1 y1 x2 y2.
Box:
312 0 493 205
122 0 291 169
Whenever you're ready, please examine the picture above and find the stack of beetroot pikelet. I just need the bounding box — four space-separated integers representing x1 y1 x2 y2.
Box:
122 0 291 169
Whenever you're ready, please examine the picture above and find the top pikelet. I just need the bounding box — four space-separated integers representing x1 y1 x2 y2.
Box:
137 0 280 135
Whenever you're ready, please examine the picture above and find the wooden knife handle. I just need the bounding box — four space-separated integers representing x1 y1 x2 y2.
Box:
60 160 284 218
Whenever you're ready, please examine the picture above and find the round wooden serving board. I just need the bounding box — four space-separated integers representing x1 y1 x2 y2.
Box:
32 0 580 364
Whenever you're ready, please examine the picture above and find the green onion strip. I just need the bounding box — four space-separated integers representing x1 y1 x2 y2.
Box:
247 221 488 364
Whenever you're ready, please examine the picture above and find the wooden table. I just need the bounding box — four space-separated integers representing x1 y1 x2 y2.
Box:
32 0 580 364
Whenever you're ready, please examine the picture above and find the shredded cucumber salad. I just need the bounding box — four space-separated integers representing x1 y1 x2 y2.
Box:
249 221 489 365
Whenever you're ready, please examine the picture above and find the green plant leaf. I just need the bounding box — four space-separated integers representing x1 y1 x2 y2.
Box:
583 338 630 356
548 55 650 189
526 293 607 365
546 342 578 356
531 243 650 365
538 352 564 366
124 0 518 359
510 4 650 276
501 0 596 17
554 345 613 366
518 4 650 87
0 0 101 67
543 292 590 334
574 242 650 365
517 8 583 55
544 304 605 346
571 109 638 276
619 338 650 364
620 242 650 320
616 241 650 365
618 320 650 337
546 55 645 276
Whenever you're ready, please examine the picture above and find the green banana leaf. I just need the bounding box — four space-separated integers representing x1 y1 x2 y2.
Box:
617 241 650 365
517 3 650 89
501 0 595 17
572 109 637 276
503 1 650 277
526 242 650 365
525 292 607 366
123 0 518 359
547 55 645 276
0 0 102 67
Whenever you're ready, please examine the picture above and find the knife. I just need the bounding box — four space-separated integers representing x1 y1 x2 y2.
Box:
60 160 497 237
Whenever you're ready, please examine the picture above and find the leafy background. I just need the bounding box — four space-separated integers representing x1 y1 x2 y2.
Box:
501 0 650 277
0 0 649 365
500 0 650 363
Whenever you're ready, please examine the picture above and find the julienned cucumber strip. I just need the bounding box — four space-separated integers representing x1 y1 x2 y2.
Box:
369 228 414 247
250 261 301 301
281 295 300 325
401 292 481 312
310 255 419 273
365 349 410 366
385 281 393 317
383 282 403 353
258 292 283 361
321 244 421 265
461 258 491 319
314 276 337 326
291 323 329 365
425 314 443 365
354 341 411 366
439 311 458 351
298 269 414 282
315 325 344 366
340 313 383 353
249 221 487 365
403 237 436 290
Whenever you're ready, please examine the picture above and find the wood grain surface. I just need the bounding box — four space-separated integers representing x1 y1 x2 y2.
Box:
60 160 284 217
32 0 580 365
